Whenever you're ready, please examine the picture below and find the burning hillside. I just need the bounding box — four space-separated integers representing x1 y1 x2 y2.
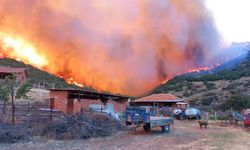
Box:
0 0 223 95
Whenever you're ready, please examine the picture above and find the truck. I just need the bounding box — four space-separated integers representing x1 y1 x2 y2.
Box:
184 107 201 119
125 106 174 133
173 102 201 120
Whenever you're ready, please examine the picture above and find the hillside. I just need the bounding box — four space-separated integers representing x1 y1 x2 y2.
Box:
153 52 250 111
0 58 93 90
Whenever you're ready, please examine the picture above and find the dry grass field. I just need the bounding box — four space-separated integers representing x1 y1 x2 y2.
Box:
1 120 249 150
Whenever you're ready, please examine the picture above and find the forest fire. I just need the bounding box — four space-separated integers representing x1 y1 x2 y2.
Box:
0 0 225 95
0 33 47 68
67 77 84 88
188 63 221 73
161 79 169 84
188 66 212 73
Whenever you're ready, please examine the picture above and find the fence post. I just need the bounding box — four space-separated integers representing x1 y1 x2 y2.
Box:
206 112 209 120
49 98 55 121
50 107 53 121
27 102 30 113
80 107 83 114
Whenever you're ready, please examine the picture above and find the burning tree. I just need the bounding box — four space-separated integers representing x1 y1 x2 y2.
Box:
0 74 31 123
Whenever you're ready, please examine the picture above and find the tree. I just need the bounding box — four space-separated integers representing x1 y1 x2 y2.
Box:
15 81 31 99
0 74 31 123
223 94 250 111
0 84 10 114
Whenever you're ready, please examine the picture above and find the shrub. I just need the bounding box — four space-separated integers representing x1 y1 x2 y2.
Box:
205 83 216 90
201 97 214 106
222 94 250 111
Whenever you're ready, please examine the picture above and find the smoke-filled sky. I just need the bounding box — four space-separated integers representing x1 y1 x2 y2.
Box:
0 0 244 96
206 0 250 43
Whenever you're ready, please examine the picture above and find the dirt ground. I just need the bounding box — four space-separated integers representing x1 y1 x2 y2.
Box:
1 120 249 150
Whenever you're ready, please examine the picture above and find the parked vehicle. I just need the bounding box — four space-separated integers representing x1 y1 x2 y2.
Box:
173 102 189 120
243 109 250 127
173 108 186 120
185 108 201 119
125 106 174 133
173 107 201 120
231 112 244 122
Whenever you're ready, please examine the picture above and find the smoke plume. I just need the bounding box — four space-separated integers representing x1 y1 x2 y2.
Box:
0 0 221 95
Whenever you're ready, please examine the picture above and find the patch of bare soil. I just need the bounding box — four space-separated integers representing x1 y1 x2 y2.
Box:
1 120 249 150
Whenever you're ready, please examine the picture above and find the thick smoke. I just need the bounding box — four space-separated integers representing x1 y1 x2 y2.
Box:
0 0 221 95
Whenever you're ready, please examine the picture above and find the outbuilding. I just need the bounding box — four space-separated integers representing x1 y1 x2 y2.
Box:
133 93 185 108
49 89 129 115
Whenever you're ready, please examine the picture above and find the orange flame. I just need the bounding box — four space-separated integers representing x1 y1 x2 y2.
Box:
188 63 220 73
161 79 169 84
67 77 84 87
0 32 47 68
0 0 223 96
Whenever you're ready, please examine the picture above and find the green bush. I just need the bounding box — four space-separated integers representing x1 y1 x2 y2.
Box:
217 115 230 120
222 94 250 111
205 83 216 90
201 97 214 106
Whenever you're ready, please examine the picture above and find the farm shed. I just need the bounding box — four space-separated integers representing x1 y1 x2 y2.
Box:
49 89 129 115
133 93 185 108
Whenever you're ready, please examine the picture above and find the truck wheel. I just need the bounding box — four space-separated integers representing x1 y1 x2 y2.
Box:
143 124 151 131
179 114 185 120
196 115 201 120
161 125 170 133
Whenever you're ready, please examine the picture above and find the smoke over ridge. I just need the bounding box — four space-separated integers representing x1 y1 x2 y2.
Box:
0 0 221 95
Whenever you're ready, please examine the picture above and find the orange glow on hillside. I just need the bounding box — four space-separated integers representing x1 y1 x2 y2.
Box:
161 79 169 84
188 63 220 73
67 77 84 87
0 32 47 68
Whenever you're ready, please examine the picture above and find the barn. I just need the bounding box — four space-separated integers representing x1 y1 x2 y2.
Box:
49 89 129 115
133 93 185 108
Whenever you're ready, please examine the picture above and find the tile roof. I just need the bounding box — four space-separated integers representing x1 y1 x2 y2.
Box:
0 66 26 73
134 93 183 103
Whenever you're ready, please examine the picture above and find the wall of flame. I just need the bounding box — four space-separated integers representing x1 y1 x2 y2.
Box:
0 0 221 96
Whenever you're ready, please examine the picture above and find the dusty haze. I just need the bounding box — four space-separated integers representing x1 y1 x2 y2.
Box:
0 0 221 95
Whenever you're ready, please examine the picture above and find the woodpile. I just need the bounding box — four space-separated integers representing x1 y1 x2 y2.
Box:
0 112 124 143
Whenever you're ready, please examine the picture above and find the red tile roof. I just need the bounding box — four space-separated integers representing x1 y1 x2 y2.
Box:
134 93 183 103
0 66 26 73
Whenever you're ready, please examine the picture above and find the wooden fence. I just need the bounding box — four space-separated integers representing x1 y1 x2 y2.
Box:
0 102 64 123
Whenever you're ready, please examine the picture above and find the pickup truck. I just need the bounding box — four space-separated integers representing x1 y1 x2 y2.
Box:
173 107 201 120
125 106 174 133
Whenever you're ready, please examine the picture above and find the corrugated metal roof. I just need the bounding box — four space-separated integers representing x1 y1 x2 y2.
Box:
134 93 183 103
49 89 129 101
